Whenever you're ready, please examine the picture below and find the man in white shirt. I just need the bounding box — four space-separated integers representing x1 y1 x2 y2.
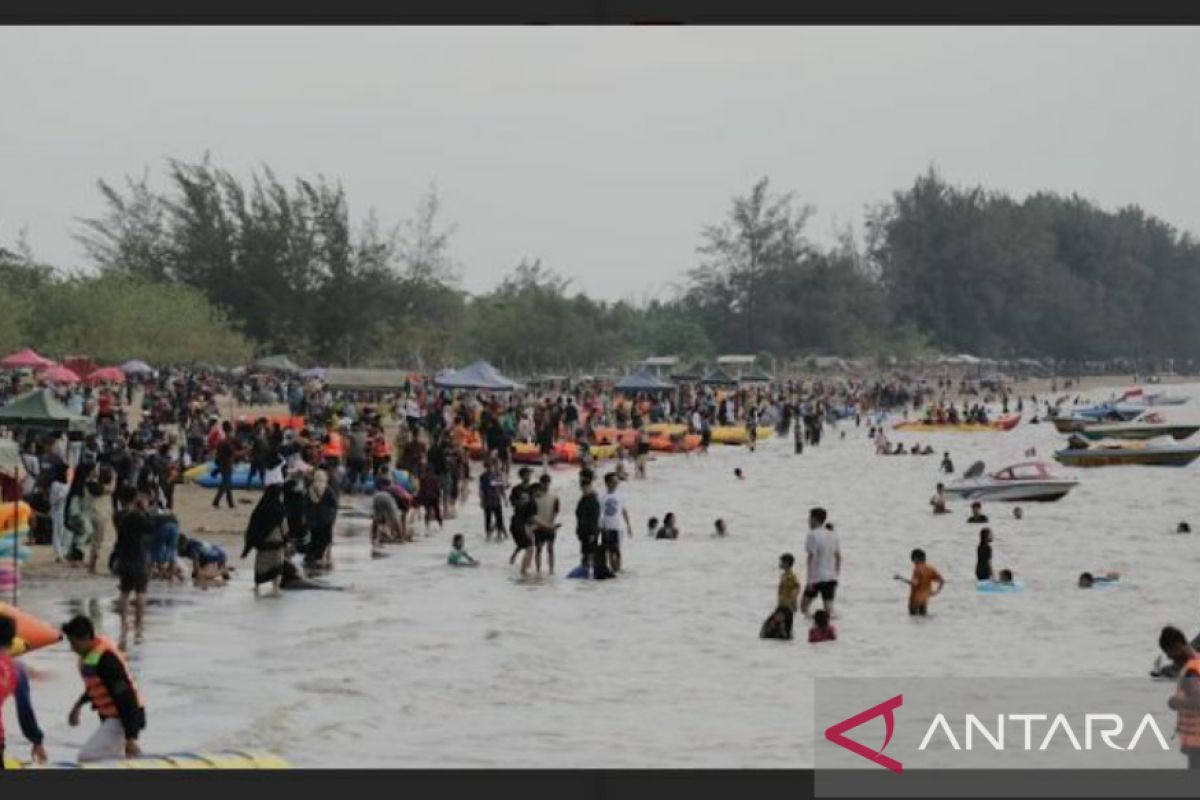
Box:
801 507 841 618
598 472 633 573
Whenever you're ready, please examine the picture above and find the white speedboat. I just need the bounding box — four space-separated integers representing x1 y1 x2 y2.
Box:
945 461 1079 503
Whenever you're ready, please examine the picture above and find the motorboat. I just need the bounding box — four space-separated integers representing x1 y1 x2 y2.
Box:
944 461 1079 503
894 414 1020 433
1075 412 1199 441
1053 435 1200 468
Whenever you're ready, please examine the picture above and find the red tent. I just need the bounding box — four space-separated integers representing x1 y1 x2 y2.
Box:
85 367 126 386
39 365 80 385
0 348 56 370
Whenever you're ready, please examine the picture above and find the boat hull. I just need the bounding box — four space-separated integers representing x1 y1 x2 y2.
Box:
1078 425 1200 442
944 481 1077 503
1053 448 1200 468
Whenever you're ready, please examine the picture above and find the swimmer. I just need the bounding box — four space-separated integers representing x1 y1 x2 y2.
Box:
1078 571 1119 588
808 609 837 643
967 501 989 524
714 518 728 537
280 555 344 591
1013 507 1024 520
930 483 950 515
997 568 1014 585
1179 522 1192 534
647 517 660 538
734 468 745 480
657 513 680 540
448 534 478 567
894 548 944 616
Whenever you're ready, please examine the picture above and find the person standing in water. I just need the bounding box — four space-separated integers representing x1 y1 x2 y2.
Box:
508 467 537 575
975 528 994 581
111 486 151 638
598 471 633 573
778 553 800 616
575 469 601 572
800 508 840 619
62 615 145 763
1160 626 1200 769
532 474 561 574
895 548 944 616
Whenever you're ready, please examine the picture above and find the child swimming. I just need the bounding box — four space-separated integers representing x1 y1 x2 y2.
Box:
1078 570 1119 588
448 534 478 567
808 609 837 643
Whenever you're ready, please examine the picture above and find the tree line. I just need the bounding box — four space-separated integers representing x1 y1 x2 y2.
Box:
3 157 1199 373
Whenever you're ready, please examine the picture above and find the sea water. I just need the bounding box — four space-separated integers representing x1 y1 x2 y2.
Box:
7 382 1199 767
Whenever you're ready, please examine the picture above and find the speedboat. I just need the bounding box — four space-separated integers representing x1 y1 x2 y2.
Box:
944 461 1079 502
1053 435 1200 468
1076 412 1199 441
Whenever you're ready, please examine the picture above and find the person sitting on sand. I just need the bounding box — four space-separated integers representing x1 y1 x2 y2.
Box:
808 609 837 643
657 512 680 540
714 518 728 537
967 501 989 524
647 516 660 538
895 548 944 616
1078 571 1120 588
448 534 478 567
930 483 950 515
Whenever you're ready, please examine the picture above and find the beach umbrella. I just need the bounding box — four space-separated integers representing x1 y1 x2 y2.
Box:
85 367 126 386
120 359 153 375
39 365 80 385
0 348 56 370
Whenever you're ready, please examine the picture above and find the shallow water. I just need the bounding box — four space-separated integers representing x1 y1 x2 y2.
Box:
7 382 1200 767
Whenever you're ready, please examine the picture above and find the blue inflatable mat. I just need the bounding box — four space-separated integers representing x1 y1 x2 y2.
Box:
194 464 413 493
977 580 1023 594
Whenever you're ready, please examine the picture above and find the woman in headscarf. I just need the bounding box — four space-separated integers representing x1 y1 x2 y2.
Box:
85 465 115 575
48 462 72 563
65 462 95 566
304 468 338 570
241 484 288 596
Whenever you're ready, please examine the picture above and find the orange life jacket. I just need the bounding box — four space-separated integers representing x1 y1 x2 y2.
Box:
372 436 391 460
1174 657 1200 749
79 636 144 719
322 431 345 459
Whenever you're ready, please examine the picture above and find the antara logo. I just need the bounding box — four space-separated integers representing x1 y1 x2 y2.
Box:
918 713 1171 752
824 694 904 774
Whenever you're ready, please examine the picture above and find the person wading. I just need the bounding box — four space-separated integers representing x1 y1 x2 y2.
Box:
62 615 146 763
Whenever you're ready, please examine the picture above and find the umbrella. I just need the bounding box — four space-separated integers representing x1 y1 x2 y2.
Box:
39 365 80 385
85 367 126 386
120 359 153 375
0 348 56 370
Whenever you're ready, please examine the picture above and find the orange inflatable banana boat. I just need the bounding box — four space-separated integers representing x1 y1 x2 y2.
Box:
0 602 63 656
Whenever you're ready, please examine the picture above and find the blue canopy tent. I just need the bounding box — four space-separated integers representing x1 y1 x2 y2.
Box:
614 369 675 393
434 361 524 392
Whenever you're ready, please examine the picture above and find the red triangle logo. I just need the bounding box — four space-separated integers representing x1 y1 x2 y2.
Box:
824 693 904 774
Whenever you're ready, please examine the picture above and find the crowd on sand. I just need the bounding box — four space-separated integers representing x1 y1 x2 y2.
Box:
3 366 1200 768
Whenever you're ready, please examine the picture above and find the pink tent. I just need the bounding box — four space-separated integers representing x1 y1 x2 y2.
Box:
39 365 81 385
0 348 56 370
85 367 126 386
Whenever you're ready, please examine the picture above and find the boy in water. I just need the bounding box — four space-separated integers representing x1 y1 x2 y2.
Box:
647 517 660 538
714 518 728 537
778 553 800 614
809 609 837 643
895 548 944 616
967 501 989 524
1078 571 1119 588
448 534 478 567
930 483 950 515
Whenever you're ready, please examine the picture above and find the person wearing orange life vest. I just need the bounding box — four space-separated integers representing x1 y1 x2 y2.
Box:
1160 625 1200 769
370 427 392 473
62 615 145 763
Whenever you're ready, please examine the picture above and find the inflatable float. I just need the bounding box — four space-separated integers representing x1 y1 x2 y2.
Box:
0 501 32 591
188 464 412 493
1 602 63 656
643 423 687 437
710 426 775 445
976 580 1023 594
235 414 306 432
894 415 1021 433
648 433 701 453
3 750 290 770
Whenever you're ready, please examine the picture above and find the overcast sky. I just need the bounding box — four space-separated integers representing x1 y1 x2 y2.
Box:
2 26 1198 300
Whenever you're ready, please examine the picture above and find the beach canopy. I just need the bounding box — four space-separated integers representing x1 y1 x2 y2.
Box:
0 389 93 432
120 359 153 375
700 368 737 386
0 348 55 370
614 369 674 393
739 366 773 384
85 367 126 386
435 361 523 391
324 368 409 393
253 354 301 373
39 365 81 385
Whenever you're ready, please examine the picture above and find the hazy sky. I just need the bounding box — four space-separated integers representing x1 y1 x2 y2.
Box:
2 27 1198 300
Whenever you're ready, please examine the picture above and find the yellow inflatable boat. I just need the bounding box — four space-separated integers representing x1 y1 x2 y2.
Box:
710 426 775 445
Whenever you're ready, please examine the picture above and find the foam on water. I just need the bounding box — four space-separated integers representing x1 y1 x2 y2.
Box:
8 383 1200 766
